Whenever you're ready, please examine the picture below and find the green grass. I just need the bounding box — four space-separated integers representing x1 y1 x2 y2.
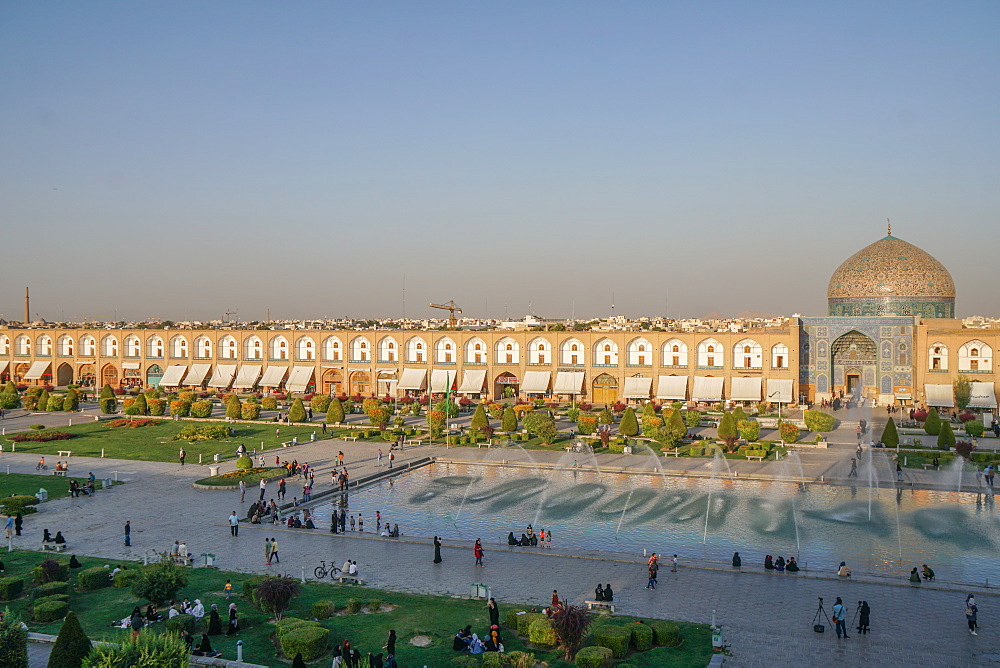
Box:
2 420 325 463
0 550 712 667
0 473 95 500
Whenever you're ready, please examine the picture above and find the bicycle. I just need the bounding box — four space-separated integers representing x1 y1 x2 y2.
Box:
36 461 48 471
314 560 342 580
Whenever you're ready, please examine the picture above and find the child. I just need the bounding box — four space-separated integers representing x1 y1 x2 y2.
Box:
224 580 233 599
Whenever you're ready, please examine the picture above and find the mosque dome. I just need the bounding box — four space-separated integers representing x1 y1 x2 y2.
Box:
827 230 955 318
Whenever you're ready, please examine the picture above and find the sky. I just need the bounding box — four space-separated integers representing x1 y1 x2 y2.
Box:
1 2 998 322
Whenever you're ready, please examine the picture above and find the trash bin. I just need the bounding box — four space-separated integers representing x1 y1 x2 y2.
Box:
209 465 220 476
36 488 48 502
470 583 487 599
201 553 216 567
102 478 113 489
213 453 221 463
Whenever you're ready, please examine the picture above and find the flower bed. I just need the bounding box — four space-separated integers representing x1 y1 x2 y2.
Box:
9 431 73 443
106 419 160 429
194 467 287 487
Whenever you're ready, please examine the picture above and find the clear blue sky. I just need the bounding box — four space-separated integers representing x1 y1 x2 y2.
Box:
1 2 997 321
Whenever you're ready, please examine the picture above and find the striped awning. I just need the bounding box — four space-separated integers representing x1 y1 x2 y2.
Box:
285 366 315 393
259 366 288 388
521 371 551 394
656 375 688 400
623 376 652 399
24 361 51 379
232 365 262 390
184 364 212 386
207 364 238 388
157 365 188 387
730 377 762 402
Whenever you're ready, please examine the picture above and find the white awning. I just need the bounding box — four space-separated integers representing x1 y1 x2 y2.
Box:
398 368 427 391
0 361 8 375
730 377 762 402
429 369 456 393
553 371 585 395
122 362 141 370
24 361 51 380
285 366 315 393
924 384 953 407
233 365 262 389
184 364 212 386
765 378 793 404
656 375 688 400
623 376 653 399
157 365 188 387
692 376 724 401
521 371 551 394
458 369 488 394
259 366 288 388
970 382 997 408
206 364 237 388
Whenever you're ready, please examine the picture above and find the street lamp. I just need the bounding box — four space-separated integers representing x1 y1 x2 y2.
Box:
768 391 782 445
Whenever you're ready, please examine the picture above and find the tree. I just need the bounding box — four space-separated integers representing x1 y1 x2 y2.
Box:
653 410 688 448
549 603 593 661
225 395 242 419
641 402 657 422
954 440 976 460
501 406 518 432
470 403 489 431
131 556 188 605
737 419 760 442
731 405 747 425
38 389 50 412
880 417 899 449
48 611 91 668
132 393 148 415
598 407 613 424
0 382 20 409
954 375 972 411
63 388 79 412
99 384 115 400
326 397 345 424
287 398 307 423
937 421 956 450
924 407 941 436
618 407 639 437
100 395 118 415
717 412 738 450
0 610 28 668
254 575 300 621
535 418 559 445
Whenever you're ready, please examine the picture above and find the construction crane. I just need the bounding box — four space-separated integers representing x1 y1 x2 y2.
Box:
429 301 462 329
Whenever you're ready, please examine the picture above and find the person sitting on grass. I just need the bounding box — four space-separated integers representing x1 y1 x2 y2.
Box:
192 634 221 658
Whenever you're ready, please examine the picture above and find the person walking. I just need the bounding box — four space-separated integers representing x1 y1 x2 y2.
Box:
832 597 849 639
278 478 286 501
433 536 442 564
4 515 13 539
896 462 903 482
264 538 272 566
646 560 658 589
389 451 395 468
124 520 131 546
849 458 858 477
966 594 978 635
488 597 500 627
229 511 239 537
377 449 383 467
671 554 678 572
269 537 279 563
239 480 246 503
130 606 145 637
259 478 267 501
474 539 484 567
179 448 186 466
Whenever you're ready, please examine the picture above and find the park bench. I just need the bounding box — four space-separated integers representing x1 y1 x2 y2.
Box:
405 438 422 446
41 543 67 552
342 436 358 442
335 574 365 585
52 470 67 477
745 455 764 462
585 600 615 613
57 450 72 458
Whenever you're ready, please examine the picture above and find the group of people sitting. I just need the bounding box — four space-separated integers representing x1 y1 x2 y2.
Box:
247 500 280 524
168 541 194 566
763 555 799 573
910 564 935 582
53 461 69 472
68 479 94 497
41 529 66 545
287 509 317 530
506 524 551 548
593 583 615 602
453 624 504 654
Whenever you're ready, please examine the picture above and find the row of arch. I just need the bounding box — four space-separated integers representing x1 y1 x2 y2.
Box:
0 334 790 369
3 362 165 389
928 340 993 371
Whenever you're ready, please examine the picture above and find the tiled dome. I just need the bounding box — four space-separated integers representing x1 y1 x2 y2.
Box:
827 234 955 318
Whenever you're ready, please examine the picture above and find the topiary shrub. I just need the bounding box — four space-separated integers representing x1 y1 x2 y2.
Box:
517 612 546 636
592 625 631 658
275 617 320 639
965 419 984 438
311 599 335 619
147 398 166 416
169 400 191 417
235 455 253 470
779 422 801 444
287 398 307 423
32 599 69 623
112 570 138 589
190 400 213 418
346 597 363 614
33 559 68 584
880 417 899 449
76 567 110 592
130 558 187 605
630 622 653 651
506 609 527 628
48 609 91 668
33 581 70 599
0 610 28 668
0 577 24 601
311 395 331 413
164 613 196 634
938 421 956 450
261 396 278 411
1 496 40 516
47 396 65 412
649 621 682 646
618 407 639 437
803 410 836 432
241 403 261 420
225 395 242 419
575 645 614 668
528 617 558 646
279 625 329 662
924 407 942 435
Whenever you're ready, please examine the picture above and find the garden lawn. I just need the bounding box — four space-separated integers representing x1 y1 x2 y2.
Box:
1 550 713 667
2 420 324 463
0 473 94 500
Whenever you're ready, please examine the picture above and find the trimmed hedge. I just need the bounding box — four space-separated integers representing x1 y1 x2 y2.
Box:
0 495 40 515
630 622 653 651
112 569 139 588
593 625 631 658
275 617 320 639
517 612 546 636
241 403 261 420
575 645 614 668
165 613 196 634
33 559 68 584
0 577 24 601
803 410 836 432
506 608 527 628
169 400 191 417
33 594 69 607
279 625 329 662
528 617 557 646
32 581 69 599
32 599 69 622
77 566 111 591
312 599 335 619
650 621 682 647
190 400 213 418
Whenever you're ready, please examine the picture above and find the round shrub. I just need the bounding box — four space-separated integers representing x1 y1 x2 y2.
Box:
311 599 335 619
280 625 329 662
33 594 69 607
965 419 985 438
517 612 546 636
0 577 24 601
528 617 557 646
803 410 836 432
346 597 363 614
261 396 278 411
77 566 111 591
241 403 261 420
630 623 653 651
275 617 320 639
310 395 331 413
169 400 191 417
235 455 253 470
147 398 166 416
190 400 213 418
593 625 631 658
100 397 117 414
650 621 682 647
575 645 614 668
33 559 68 584
32 599 69 622
33 581 69 599
165 613 196 634
47 396 65 412
112 569 139 588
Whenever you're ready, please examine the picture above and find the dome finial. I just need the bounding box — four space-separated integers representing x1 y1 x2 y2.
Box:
887 218 891 236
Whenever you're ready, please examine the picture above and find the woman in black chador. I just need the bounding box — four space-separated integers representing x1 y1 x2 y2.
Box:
488 597 500 627
207 605 222 635
433 536 442 564
857 601 871 634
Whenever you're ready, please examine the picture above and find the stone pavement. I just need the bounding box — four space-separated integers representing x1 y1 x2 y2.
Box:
3 432 999 667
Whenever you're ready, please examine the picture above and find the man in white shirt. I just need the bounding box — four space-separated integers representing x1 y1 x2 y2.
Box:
342 560 351 574
348 561 358 576
259 478 267 501
229 511 240 537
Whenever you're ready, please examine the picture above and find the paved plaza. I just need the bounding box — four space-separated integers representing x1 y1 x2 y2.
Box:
2 406 999 666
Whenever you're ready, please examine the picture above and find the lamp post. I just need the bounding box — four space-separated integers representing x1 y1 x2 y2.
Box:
768 391 783 445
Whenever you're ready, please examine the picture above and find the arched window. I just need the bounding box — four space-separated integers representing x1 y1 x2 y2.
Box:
349 337 369 362
594 338 618 365
771 343 789 368
270 336 288 360
296 337 315 361
496 338 520 364
195 336 212 359
434 337 456 364
378 337 397 362
928 343 948 370
38 336 52 356
626 337 652 366
528 337 551 364
465 337 487 364
147 336 164 358
0 335 9 356
732 339 761 369
80 336 96 357
125 336 141 357
323 337 342 361
57 335 74 357
101 336 118 357
697 338 723 367
220 335 238 360
170 336 188 358
15 335 31 356
244 336 263 360
959 340 992 372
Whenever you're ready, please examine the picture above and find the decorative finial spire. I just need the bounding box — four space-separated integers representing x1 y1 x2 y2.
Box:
887 218 891 236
